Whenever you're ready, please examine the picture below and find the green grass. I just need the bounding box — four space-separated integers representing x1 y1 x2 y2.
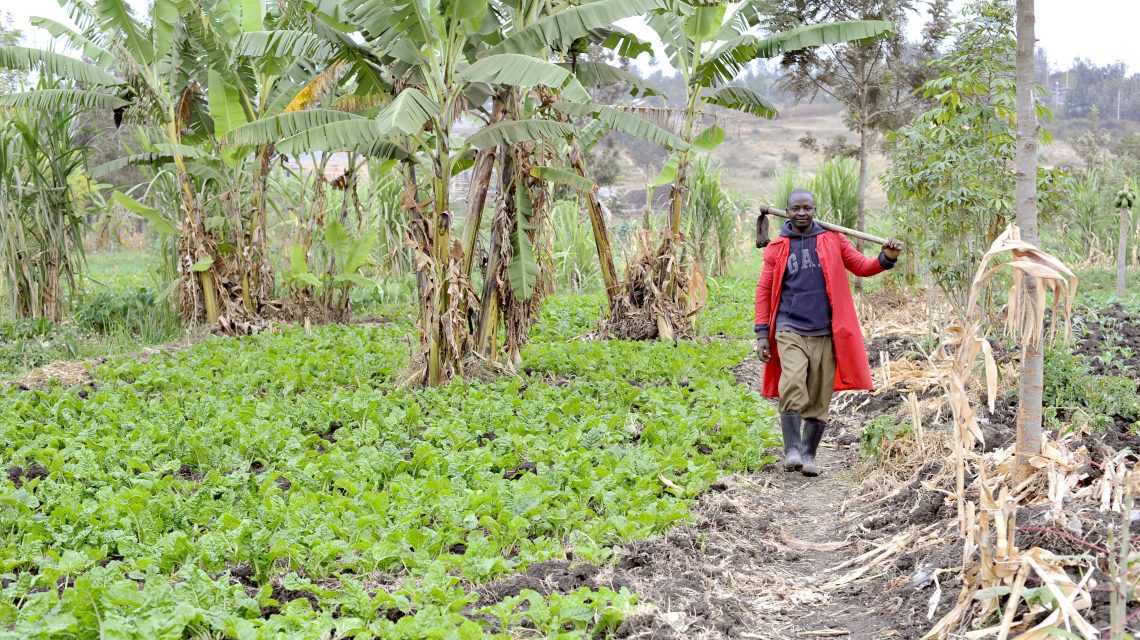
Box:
0 276 775 638
1044 348 1140 431
80 250 167 295
1072 268 1140 306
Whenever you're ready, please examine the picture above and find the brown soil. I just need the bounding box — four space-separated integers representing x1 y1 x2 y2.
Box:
502 461 538 480
7 464 49 488
1073 302 1140 377
173 463 205 482
477 561 626 607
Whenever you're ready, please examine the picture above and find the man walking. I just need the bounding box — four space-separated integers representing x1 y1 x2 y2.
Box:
755 189 903 476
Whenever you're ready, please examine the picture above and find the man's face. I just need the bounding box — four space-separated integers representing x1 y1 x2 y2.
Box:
787 192 815 231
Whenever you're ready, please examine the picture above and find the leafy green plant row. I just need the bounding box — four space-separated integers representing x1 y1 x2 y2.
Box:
1043 349 1140 430
2 286 774 638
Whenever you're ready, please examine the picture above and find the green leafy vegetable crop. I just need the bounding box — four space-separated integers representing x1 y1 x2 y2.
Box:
1 285 775 639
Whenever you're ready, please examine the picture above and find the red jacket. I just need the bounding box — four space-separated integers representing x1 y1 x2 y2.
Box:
754 231 884 398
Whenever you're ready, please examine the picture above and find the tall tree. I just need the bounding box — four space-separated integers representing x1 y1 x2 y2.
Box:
1014 0 1041 477
766 0 952 254
883 0 1064 315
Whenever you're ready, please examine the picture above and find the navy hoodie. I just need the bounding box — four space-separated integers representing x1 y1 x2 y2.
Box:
772 221 832 336
755 221 897 338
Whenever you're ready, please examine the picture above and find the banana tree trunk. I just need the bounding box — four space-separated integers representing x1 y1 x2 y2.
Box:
552 100 619 311
668 151 689 237
461 92 506 287
426 131 454 387
239 143 275 316
166 105 221 326
475 234 502 358
476 146 514 357
174 166 219 324
461 149 496 282
1118 206 1131 296
569 142 619 310
668 86 701 239
404 161 428 301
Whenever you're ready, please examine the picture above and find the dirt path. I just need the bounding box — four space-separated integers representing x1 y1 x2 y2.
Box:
600 355 950 639
605 448 916 638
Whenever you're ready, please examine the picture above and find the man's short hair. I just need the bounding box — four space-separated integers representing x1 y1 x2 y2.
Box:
787 188 814 208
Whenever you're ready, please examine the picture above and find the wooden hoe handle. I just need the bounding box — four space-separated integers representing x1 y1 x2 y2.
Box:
758 204 889 246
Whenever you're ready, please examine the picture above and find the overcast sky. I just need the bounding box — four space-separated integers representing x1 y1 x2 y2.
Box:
5 0 1138 74
615 0 1140 76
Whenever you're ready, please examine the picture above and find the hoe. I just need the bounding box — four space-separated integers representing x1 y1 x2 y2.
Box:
755 204 889 248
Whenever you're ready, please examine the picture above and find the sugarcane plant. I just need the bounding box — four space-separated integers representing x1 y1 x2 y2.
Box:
1115 180 1136 297
684 156 742 277
0 79 88 321
598 0 894 340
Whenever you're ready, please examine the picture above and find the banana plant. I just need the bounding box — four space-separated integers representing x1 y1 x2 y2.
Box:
248 0 679 384
649 2 892 235
471 0 687 355
194 0 394 320
285 219 378 317
617 0 894 338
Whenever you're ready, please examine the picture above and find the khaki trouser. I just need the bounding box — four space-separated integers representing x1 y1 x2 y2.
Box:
775 332 837 422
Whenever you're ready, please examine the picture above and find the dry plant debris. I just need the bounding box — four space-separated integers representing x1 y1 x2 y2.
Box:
624 226 1136 639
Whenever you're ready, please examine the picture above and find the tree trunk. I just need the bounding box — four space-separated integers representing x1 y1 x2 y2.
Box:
1118 206 1131 296
426 131 454 387
856 114 868 250
569 142 619 310
245 143 275 316
1014 0 1042 480
460 148 496 281
476 147 514 357
553 97 620 313
404 161 428 309
668 151 689 237
460 92 505 288
175 168 220 325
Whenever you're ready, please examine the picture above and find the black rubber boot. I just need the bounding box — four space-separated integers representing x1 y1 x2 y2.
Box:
780 413 803 471
801 419 826 477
